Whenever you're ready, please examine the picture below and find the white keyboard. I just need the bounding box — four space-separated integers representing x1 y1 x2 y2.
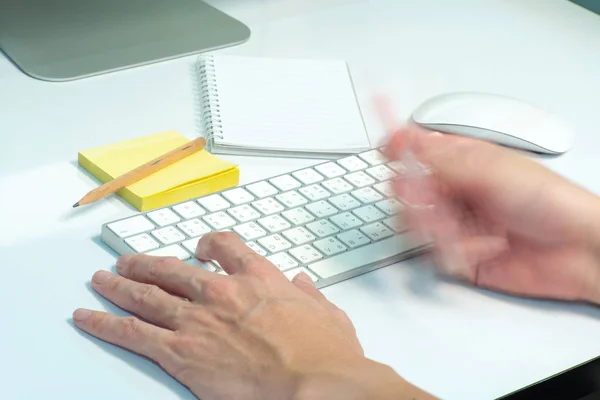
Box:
100 149 430 289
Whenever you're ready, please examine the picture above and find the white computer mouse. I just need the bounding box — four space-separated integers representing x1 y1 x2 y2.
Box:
411 92 574 154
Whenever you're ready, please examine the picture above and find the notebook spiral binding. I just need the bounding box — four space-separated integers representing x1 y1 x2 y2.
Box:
196 55 224 152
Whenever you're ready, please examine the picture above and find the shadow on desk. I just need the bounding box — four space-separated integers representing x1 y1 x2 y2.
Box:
400 252 600 321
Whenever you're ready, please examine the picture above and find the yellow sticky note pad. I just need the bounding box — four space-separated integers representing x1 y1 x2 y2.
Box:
78 130 239 211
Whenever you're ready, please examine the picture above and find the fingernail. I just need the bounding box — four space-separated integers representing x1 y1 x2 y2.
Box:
73 309 91 322
92 270 112 284
429 131 443 137
296 272 314 285
116 254 133 272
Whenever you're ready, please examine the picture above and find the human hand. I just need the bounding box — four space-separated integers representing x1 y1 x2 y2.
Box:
73 232 431 400
384 125 600 304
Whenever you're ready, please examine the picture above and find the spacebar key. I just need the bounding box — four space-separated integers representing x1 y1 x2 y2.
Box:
307 233 424 279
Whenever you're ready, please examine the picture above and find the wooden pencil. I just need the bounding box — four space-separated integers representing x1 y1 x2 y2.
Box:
73 136 207 208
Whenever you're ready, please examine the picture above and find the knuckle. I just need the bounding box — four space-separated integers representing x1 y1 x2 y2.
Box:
131 284 160 308
187 307 218 328
106 276 122 292
241 254 273 277
244 262 274 280
189 272 206 294
89 313 106 332
167 332 207 359
118 317 141 340
333 308 355 329
210 232 241 251
151 256 180 274
203 278 237 302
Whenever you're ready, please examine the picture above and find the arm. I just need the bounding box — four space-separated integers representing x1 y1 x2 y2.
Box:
295 358 437 400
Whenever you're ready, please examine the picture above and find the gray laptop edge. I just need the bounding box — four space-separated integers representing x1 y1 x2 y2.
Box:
0 0 251 81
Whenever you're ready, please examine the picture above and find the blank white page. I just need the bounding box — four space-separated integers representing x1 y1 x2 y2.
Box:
211 55 370 152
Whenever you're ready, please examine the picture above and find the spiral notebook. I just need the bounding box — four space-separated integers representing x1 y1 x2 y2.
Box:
195 54 371 158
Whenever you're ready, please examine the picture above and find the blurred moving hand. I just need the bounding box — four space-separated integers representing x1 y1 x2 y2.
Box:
384 125 600 304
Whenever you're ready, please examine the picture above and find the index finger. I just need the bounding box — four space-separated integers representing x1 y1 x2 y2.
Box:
117 254 220 301
195 232 279 276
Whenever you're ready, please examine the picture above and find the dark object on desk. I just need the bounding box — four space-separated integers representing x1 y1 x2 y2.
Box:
0 0 251 82
498 354 600 400
570 0 600 15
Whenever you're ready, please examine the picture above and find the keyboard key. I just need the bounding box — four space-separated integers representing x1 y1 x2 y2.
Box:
283 267 319 282
307 234 416 279
315 162 346 178
172 201 206 219
107 215 155 238
203 212 237 230
305 200 339 218
375 199 403 216
146 208 181 227
293 168 324 185
322 178 353 194
329 194 361 210
282 207 315 225
276 191 308 208
177 218 212 237
306 220 340 238
344 171 376 188
246 241 268 256
337 156 368 172
227 204 261 223
353 205 385 223
198 194 231 212
313 237 347 256
145 244 191 261
245 181 279 198
360 222 394 241
258 234 292 253
222 188 255 205
125 233 160 253
383 216 405 233
337 229 370 248
373 181 395 197
358 149 385 166
351 187 383 204
151 226 186 245
252 198 285 215
289 245 324 264
299 184 331 201
257 215 292 233
182 238 200 254
233 222 267 240
282 227 316 246
330 212 362 230
270 174 302 191
366 165 396 181
267 252 299 271
187 258 218 273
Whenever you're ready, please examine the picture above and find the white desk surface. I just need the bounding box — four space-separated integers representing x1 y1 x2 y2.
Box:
2 0 600 398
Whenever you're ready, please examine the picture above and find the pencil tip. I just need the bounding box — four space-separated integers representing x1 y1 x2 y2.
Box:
72 202 80 208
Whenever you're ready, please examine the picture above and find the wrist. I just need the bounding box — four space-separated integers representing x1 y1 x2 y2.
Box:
292 356 436 400
584 197 600 305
